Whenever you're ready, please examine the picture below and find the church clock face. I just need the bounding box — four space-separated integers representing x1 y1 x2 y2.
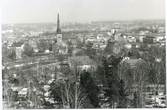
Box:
57 34 62 42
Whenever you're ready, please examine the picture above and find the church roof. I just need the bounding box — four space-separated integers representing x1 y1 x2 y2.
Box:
53 41 67 47
56 13 61 34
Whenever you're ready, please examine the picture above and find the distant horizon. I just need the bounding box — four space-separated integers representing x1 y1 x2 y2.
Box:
2 19 165 25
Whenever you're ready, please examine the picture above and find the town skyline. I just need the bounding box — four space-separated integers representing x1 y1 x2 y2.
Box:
1 0 165 24
1 0 166 109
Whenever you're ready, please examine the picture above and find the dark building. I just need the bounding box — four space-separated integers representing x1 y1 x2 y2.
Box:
143 36 156 44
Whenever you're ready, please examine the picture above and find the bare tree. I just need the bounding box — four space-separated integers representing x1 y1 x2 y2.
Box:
133 61 150 107
119 60 150 108
60 81 88 108
147 46 166 106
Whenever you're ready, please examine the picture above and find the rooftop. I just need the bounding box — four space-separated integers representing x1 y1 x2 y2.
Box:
68 56 93 66
10 41 24 47
125 58 143 64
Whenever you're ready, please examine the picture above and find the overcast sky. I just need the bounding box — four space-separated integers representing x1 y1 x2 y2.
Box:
1 0 165 24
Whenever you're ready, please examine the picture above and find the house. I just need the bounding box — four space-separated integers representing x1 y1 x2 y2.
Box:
157 26 165 33
131 43 140 49
52 41 68 55
92 41 104 50
127 36 136 43
139 36 146 42
99 44 107 50
124 43 132 50
18 88 28 98
68 56 94 71
106 37 116 52
29 40 39 53
143 36 157 44
159 38 166 46
9 41 25 59
16 47 23 59
45 49 50 53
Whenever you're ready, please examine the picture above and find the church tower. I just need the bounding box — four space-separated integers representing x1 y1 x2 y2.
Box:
56 13 63 42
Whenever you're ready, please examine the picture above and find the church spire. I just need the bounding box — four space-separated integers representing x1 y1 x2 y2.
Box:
57 13 61 34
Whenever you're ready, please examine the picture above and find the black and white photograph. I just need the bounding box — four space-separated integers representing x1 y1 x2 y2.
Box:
1 0 166 109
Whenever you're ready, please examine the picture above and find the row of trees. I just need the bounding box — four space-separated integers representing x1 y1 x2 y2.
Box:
94 44 165 108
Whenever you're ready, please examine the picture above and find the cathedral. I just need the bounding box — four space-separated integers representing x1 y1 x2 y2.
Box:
52 14 68 55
